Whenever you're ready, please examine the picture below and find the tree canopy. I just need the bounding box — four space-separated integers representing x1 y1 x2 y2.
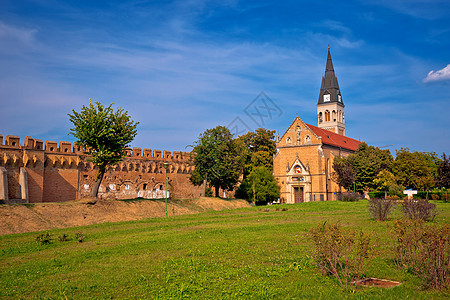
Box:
332 142 393 192
392 148 438 190
245 166 280 205
436 153 450 189
237 128 276 178
68 100 139 197
189 126 243 197
234 128 279 204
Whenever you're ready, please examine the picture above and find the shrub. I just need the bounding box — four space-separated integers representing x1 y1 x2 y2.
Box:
337 192 361 202
368 198 396 221
431 194 441 200
74 232 85 243
402 199 436 221
389 184 405 198
58 233 70 242
36 232 52 245
308 222 375 288
392 219 450 289
368 191 385 199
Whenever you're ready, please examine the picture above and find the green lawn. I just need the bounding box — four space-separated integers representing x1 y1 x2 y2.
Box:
1 200 449 299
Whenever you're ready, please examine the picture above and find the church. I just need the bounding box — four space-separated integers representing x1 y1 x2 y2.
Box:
273 48 361 203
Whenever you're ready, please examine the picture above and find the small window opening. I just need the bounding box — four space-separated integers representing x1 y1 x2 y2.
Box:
143 183 147 190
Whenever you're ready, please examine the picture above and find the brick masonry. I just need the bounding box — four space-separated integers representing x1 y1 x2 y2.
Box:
274 117 357 203
0 134 202 203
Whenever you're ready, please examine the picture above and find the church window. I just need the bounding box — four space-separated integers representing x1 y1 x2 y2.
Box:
286 137 292 144
296 126 301 144
332 110 336 122
318 112 323 123
305 135 311 144
325 110 330 122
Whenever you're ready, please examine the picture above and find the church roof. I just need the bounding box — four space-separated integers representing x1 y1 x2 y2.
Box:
317 48 344 106
306 123 360 151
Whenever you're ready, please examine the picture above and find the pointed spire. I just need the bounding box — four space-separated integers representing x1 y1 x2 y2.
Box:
317 47 344 106
325 47 334 73
276 130 279 142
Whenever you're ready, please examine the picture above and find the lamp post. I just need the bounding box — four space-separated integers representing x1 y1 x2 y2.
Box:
163 162 169 218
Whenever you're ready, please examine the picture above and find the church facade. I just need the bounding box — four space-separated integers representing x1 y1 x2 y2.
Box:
273 49 360 203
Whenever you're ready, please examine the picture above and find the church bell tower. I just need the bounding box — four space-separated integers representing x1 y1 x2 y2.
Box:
317 48 345 136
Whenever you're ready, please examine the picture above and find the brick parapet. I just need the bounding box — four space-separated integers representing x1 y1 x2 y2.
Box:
0 133 198 203
0 134 191 162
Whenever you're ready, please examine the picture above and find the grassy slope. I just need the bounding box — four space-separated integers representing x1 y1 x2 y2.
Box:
0 200 449 299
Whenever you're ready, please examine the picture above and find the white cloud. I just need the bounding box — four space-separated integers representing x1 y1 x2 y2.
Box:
0 22 37 44
423 64 450 83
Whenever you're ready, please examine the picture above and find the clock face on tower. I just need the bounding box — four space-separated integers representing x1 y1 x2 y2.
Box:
324 94 330 102
338 94 342 102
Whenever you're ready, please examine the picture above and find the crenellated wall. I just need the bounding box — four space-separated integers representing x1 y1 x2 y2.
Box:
0 134 201 203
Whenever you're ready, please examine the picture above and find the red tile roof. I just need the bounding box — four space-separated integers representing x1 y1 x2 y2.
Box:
306 123 360 151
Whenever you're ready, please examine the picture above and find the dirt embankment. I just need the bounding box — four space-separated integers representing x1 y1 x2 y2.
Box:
0 198 251 236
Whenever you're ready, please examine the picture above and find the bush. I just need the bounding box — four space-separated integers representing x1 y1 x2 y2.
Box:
36 232 52 245
74 232 85 243
389 184 405 198
337 192 361 202
431 194 441 200
402 199 436 221
309 222 375 288
368 198 396 221
392 219 450 289
368 191 385 199
58 233 70 242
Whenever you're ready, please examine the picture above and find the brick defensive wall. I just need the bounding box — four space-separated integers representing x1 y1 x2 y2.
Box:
0 134 202 203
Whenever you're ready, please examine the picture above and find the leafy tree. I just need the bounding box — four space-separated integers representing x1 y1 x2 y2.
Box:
332 157 356 191
237 128 276 178
393 148 436 191
190 126 243 197
436 153 450 188
242 166 280 205
235 128 278 202
373 170 396 198
332 142 393 192
349 143 394 191
68 100 138 197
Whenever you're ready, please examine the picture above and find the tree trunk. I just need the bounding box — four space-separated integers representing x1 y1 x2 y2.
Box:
215 185 219 198
201 176 207 197
90 170 106 198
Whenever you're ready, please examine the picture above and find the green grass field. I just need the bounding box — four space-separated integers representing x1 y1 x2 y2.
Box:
1 200 449 299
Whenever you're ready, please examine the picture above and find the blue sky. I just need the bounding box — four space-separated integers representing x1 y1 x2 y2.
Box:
0 0 449 155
